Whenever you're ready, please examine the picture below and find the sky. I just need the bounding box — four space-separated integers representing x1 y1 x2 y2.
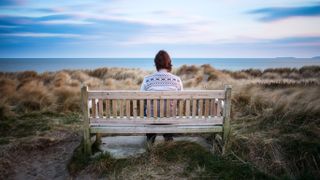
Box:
0 0 320 58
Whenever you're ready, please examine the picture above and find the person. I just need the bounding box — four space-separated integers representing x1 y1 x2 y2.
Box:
140 50 183 143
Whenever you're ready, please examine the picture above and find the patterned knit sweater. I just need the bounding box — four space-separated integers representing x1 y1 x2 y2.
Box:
140 69 183 91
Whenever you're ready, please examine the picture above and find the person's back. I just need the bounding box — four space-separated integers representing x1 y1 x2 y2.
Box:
140 50 183 143
140 69 183 91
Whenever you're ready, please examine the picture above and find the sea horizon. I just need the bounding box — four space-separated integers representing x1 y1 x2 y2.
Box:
1 57 320 73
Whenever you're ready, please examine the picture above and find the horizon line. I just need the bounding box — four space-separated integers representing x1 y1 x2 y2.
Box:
0 56 320 59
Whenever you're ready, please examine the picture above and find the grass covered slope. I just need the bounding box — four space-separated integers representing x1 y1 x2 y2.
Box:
0 65 319 179
68 141 271 179
231 85 320 179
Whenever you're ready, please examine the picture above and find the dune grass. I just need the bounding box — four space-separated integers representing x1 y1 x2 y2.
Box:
68 141 272 179
0 111 81 146
231 85 320 179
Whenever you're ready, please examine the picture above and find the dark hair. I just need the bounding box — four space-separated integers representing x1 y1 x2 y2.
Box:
154 50 172 72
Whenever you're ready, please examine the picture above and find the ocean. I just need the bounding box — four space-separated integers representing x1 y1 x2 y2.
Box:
0 58 320 72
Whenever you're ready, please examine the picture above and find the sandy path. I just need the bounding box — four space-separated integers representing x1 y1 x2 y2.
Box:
1 130 81 180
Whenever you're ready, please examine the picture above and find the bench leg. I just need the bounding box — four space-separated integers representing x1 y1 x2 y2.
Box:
83 128 92 155
222 133 229 155
209 133 215 153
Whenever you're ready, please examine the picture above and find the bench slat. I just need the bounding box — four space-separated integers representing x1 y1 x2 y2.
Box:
133 100 137 118
119 100 124 118
185 99 190 117
210 99 215 116
146 100 151 118
172 100 177 117
91 123 221 127
192 99 197 118
90 125 223 134
88 90 225 99
198 99 203 117
217 99 222 117
204 99 210 117
90 117 223 125
105 99 110 118
166 99 170 117
112 100 117 117
153 100 158 117
140 100 144 118
160 99 164 118
179 99 184 117
126 99 131 118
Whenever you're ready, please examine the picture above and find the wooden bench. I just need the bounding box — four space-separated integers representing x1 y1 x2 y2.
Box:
81 85 232 155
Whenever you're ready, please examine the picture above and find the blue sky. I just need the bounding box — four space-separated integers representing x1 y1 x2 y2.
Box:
0 0 319 58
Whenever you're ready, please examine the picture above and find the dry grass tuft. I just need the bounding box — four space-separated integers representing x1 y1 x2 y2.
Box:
53 71 72 87
88 67 109 79
69 141 269 179
53 86 80 112
16 80 55 113
231 85 320 178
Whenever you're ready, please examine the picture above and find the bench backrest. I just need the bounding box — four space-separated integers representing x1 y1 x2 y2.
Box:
81 85 232 126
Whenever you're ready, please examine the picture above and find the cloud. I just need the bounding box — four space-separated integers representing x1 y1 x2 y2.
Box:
270 36 320 47
249 4 320 22
40 20 93 25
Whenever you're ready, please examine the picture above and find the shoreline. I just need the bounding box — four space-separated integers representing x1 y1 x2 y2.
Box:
1 58 320 73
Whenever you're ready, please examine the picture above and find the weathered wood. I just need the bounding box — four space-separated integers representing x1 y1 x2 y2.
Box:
185 99 190 117
166 99 170 117
153 99 158 117
223 85 232 155
133 100 137 118
160 99 164 118
91 125 223 134
112 100 117 117
199 99 203 117
147 99 151 118
179 99 184 117
209 99 213 116
217 99 221 117
192 99 197 118
81 86 91 155
211 99 217 116
140 100 144 118
90 117 223 125
105 99 110 118
126 99 131 118
91 99 96 118
172 100 177 117
204 99 210 117
119 100 124 118
91 123 222 127
88 90 225 99
98 99 103 117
